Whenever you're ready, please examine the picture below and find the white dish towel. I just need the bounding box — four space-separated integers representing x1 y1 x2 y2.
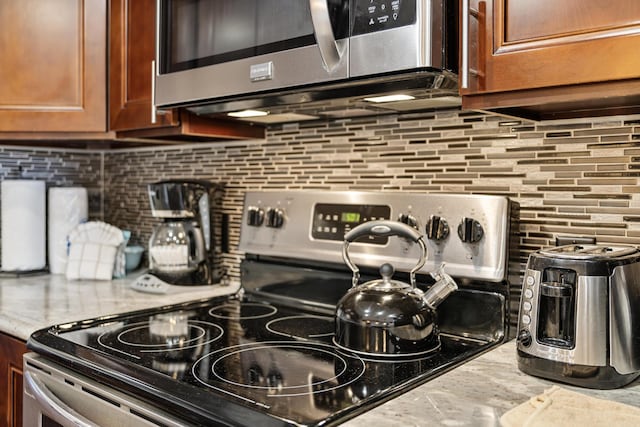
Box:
66 221 124 281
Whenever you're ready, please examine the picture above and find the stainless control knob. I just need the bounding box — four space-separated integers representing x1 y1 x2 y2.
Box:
266 208 285 228
457 217 484 243
247 206 265 226
425 215 449 241
397 213 418 229
517 329 532 347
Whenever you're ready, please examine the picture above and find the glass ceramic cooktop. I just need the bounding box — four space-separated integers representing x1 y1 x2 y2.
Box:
29 295 492 426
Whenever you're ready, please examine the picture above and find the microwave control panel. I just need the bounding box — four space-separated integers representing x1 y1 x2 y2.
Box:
352 0 416 35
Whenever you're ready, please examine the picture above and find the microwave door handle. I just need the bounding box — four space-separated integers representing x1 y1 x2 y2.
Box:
24 370 94 427
309 0 346 72
153 0 160 123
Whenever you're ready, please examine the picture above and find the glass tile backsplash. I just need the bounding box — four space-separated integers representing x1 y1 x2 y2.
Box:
3 109 640 280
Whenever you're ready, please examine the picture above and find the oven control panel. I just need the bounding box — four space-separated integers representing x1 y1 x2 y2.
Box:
239 191 517 282
311 203 391 244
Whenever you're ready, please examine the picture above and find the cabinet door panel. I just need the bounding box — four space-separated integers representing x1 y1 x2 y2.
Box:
504 0 638 42
462 0 640 95
109 0 176 131
0 0 106 132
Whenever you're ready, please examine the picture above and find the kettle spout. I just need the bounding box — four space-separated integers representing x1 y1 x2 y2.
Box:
423 263 458 309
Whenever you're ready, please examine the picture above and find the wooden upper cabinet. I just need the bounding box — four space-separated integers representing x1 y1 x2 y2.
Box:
460 0 640 119
109 0 264 141
0 0 106 132
109 0 177 131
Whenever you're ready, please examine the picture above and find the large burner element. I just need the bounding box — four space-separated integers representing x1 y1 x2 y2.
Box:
335 221 458 357
193 341 366 399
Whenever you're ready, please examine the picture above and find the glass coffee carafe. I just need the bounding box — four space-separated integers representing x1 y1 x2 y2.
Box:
149 220 205 274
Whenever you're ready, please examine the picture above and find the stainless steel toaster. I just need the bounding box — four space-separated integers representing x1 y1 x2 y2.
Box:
517 244 640 389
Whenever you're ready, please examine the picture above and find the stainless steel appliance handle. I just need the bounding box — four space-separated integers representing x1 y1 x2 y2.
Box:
152 1 169 124
24 370 95 427
309 0 346 72
153 0 160 123
461 0 470 89
151 59 158 124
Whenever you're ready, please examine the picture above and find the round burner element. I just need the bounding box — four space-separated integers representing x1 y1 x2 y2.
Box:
97 318 223 359
266 315 334 341
192 341 365 398
209 302 277 320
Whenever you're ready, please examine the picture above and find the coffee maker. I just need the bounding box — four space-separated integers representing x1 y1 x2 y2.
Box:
144 180 217 286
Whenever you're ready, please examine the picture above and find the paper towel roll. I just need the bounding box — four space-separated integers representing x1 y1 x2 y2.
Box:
48 187 89 274
1 180 46 271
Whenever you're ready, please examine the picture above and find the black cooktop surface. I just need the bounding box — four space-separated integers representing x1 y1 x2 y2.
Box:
28 295 495 426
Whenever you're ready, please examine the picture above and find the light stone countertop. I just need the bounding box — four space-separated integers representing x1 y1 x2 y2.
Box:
0 271 240 341
344 340 640 426
2 273 639 426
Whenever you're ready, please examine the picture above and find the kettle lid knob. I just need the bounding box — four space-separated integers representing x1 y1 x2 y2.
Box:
380 263 394 281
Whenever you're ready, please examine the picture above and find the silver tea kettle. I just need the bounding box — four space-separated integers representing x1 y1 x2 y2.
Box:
334 220 458 357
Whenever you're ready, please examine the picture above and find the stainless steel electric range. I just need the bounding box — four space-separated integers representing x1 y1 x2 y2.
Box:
25 191 520 427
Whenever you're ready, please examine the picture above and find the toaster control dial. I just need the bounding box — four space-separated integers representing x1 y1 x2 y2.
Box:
517 330 532 347
426 215 449 241
457 217 484 243
247 206 265 226
266 207 285 228
398 213 418 229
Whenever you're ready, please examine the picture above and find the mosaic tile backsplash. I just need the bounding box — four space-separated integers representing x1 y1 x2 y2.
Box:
4 108 640 281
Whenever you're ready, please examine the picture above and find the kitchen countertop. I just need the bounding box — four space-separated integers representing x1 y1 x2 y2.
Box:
0 270 240 341
344 340 640 426
2 273 639 426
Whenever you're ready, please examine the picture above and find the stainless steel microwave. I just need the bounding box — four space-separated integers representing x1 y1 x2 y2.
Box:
154 0 458 119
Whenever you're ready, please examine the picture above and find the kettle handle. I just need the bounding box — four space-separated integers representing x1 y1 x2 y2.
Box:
342 220 427 288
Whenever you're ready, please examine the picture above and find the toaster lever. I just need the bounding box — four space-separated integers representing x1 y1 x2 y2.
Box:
540 281 573 298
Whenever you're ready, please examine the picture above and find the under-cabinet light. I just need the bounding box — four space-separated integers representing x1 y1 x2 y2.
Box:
227 109 269 118
363 94 416 103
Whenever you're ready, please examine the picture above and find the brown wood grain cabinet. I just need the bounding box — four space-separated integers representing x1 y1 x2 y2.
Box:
0 333 26 427
0 0 107 133
0 0 262 145
460 0 640 119
109 0 265 142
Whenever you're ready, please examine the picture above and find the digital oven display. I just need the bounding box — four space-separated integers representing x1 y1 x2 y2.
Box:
312 203 391 244
340 212 361 223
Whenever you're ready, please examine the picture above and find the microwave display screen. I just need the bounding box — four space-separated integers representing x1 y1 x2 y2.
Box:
162 0 349 73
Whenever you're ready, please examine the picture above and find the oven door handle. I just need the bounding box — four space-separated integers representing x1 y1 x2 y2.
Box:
24 370 95 427
309 0 347 72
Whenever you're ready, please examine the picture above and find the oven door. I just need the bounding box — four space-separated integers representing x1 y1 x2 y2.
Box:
23 353 193 427
155 0 350 108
